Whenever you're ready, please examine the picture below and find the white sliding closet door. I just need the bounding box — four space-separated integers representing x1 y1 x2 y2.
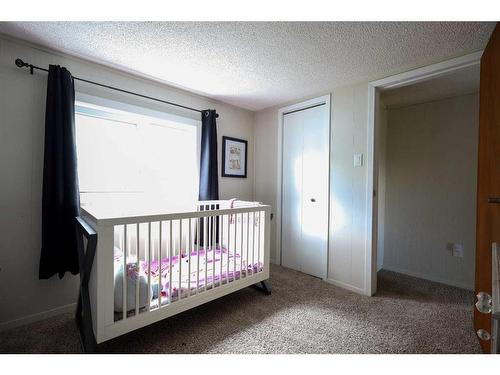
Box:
282 103 329 278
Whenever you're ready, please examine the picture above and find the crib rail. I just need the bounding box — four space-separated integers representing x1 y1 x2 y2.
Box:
81 201 271 343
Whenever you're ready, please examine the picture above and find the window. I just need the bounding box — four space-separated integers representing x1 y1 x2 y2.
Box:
75 96 200 214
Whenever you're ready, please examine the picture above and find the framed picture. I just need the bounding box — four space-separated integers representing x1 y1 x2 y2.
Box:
222 136 247 178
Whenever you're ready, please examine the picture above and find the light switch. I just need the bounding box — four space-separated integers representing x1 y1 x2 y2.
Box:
354 153 363 167
452 244 464 258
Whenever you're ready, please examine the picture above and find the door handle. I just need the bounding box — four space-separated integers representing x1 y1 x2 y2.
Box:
310 198 316 202
476 291 492 314
477 329 491 341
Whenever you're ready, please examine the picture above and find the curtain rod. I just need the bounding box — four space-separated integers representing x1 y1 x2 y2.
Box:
14 58 218 118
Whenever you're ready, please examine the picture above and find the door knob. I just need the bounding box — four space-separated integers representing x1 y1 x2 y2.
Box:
477 329 491 341
310 198 316 202
475 291 492 314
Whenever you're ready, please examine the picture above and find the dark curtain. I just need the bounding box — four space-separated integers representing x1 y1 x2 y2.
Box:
199 110 219 200
198 110 219 245
39 65 80 279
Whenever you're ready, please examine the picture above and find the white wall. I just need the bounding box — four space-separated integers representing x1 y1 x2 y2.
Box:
253 83 371 294
253 108 279 263
381 94 479 290
327 84 369 293
0 36 255 328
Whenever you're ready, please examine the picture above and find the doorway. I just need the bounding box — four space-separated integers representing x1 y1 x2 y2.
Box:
367 53 484 353
376 65 479 289
279 95 330 279
366 52 482 296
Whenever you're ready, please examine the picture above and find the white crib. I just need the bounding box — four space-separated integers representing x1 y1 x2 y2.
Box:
76 199 271 350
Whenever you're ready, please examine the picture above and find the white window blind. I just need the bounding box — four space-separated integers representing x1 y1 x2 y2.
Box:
75 99 199 213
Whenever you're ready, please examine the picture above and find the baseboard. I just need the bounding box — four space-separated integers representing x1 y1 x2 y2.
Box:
324 278 367 295
381 264 473 291
0 303 76 332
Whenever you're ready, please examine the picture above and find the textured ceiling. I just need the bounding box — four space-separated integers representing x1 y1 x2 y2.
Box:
0 22 495 111
381 64 480 109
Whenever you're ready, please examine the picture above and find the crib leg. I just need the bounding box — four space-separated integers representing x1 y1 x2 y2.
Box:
253 280 271 295
75 291 97 353
75 216 98 354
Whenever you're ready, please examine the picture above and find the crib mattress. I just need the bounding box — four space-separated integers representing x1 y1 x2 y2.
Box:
114 246 262 315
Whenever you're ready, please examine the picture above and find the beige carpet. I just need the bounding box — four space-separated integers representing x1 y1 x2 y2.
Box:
0 265 480 353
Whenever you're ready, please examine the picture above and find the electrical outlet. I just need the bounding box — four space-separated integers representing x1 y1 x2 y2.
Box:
452 243 464 258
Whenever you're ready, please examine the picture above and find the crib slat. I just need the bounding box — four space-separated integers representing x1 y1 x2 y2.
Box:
207 213 211 289
147 222 151 312
123 224 127 320
158 221 162 309
135 223 139 316
169 220 173 304
227 214 230 282
188 218 191 297
252 211 256 275
219 215 223 286
204 216 208 292
240 213 244 279
212 215 215 289
196 217 200 294
246 212 250 278
178 219 182 301
233 213 237 280
257 211 261 273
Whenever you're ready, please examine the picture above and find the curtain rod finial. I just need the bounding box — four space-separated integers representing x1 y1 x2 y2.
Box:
15 58 25 68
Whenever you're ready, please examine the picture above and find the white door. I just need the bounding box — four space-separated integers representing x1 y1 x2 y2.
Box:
282 103 329 278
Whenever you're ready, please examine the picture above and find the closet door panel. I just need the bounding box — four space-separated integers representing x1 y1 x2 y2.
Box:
301 105 329 278
282 111 303 270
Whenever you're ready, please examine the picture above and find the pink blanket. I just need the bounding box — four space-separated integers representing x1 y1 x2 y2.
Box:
114 246 263 303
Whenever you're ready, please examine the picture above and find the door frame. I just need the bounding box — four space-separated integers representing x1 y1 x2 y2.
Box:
276 94 331 278
366 51 483 295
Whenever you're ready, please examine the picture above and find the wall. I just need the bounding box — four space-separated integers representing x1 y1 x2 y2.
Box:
0 35 255 328
253 83 370 294
327 84 369 293
382 94 479 290
253 108 279 262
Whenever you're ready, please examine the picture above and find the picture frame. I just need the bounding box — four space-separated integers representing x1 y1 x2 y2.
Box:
222 136 247 178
